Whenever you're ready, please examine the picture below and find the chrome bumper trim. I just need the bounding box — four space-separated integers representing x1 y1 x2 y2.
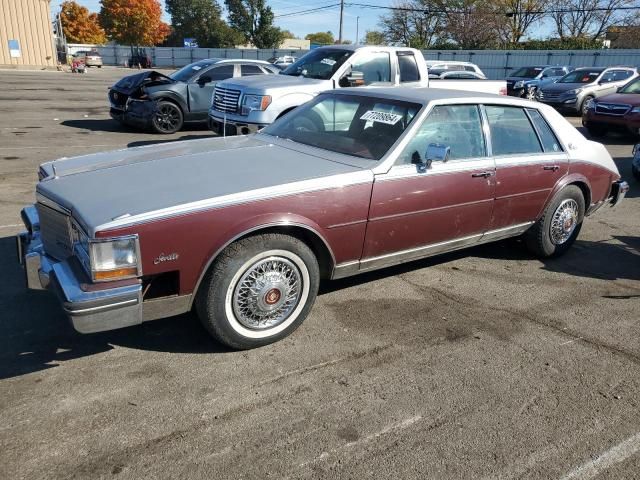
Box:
610 180 629 207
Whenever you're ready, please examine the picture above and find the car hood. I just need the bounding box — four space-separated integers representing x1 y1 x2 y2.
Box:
37 135 369 235
218 74 331 94
541 82 587 93
595 92 640 106
506 76 535 83
111 71 176 95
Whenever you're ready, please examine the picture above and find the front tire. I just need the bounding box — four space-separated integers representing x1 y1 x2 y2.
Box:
151 100 183 134
196 234 320 349
525 186 585 258
581 95 594 116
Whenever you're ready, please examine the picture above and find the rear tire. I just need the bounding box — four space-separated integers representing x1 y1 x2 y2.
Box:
525 186 585 258
196 234 320 350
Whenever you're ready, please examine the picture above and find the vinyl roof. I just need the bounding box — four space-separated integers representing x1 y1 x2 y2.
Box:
334 86 519 105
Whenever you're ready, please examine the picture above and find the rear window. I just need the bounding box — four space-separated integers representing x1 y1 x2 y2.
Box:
398 53 420 83
526 109 563 153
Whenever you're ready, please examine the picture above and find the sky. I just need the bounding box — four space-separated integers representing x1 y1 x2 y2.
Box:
54 0 400 44
54 0 552 45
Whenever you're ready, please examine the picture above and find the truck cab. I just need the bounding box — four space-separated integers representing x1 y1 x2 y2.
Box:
208 45 429 135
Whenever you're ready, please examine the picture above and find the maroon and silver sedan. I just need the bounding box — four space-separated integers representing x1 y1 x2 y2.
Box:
17 88 629 349
582 76 640 138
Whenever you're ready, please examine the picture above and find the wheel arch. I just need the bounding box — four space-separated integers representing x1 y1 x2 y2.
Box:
190 221 336 309
539 174 592 219
148 92 187 113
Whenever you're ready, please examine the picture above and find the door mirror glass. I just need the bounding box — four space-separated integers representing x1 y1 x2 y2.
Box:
426 143 450 162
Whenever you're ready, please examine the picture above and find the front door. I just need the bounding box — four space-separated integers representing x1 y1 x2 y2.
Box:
188 64 235 119
486 105 569 230
362 104 496 270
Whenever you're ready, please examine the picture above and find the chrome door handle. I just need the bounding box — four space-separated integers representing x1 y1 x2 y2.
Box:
471 171 494 178
543 165 560 171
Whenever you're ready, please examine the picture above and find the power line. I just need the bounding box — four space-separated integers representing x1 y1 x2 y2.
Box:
274 3 341 18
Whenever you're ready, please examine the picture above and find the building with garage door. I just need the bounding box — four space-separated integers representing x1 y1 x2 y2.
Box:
0 0 56 68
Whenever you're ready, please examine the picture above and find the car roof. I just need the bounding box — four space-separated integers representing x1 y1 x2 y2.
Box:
334 87 523 105
573 66 607 72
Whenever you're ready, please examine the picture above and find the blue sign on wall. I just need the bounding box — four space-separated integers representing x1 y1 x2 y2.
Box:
183 38 198 48
8 39 21 58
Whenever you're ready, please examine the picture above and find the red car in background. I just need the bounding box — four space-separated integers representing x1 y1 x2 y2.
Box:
583 76 640 138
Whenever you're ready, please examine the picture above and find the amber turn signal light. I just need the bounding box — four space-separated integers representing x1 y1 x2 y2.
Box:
93 267 138 281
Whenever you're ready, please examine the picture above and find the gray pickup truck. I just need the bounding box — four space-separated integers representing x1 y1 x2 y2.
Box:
208 45 506 135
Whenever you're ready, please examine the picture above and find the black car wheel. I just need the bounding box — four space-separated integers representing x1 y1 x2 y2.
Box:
151 101 183 134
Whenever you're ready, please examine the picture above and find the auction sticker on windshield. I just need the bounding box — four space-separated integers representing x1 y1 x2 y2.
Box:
360 110 403 125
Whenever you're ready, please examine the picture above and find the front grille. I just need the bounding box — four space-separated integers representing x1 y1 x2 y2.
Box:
538 91 562 100
36 203 73 260
109 89 128 109
595 103 630 116
213 86 241 113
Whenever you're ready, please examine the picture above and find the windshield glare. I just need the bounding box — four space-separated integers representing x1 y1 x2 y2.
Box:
170 60 217 82
620 77 640 94
281 49 353 80
511 67 544 78
262 94 420 160
559 70 601 84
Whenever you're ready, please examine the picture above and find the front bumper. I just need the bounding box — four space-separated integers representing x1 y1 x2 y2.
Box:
17 205 143 334
208 113 265 136
110 101 154 130
582 111 640 135
609 180 630 207
537 95 580 112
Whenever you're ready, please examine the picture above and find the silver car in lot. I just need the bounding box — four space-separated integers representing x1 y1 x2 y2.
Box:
536 66 638 114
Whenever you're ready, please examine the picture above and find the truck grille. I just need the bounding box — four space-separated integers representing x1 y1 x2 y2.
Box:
213 86 241 113
595 103 630 116
36 203 74 260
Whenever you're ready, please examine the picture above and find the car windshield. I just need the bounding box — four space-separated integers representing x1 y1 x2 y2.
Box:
280 49 353 80
619 77 640 94
558 70 602 83
511 67 544 78
262 93 421 161
170 60 217 82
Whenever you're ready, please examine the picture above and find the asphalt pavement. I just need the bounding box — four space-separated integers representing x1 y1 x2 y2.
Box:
0 67 639 479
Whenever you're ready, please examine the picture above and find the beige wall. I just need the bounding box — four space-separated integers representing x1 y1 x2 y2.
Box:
0 0 56 68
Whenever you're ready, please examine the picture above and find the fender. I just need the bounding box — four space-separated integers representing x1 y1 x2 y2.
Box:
147 91 188 113
535 172 592 219
189 212 336 308
272 92 316 117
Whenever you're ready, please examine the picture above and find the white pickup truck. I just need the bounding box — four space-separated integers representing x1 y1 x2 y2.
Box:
208 45 506 135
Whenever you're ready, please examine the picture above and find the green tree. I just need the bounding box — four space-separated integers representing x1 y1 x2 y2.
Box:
225 0 284 48
280 29 298 39
305 31 334 45
166 0 243 47
364 30 386 45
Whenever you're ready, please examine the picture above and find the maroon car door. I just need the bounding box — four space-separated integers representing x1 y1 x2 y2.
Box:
486 106 569 231
362 104 496 270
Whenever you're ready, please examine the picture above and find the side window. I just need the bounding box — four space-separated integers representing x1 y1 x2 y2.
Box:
207 65 235 81
398 105 485 164
614 70 633 81
485 106 542 156
526 109 563 153
600 70 616 83
464 65 475 71
553 68 566 76
351 52 391 85
241 64 264 76
398 53 420 83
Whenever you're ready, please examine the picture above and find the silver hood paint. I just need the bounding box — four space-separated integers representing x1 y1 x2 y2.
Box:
37 135 370 236
219 74 332 95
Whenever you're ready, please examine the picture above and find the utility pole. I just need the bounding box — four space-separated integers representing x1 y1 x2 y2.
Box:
338 0 344 44
355 16 359 45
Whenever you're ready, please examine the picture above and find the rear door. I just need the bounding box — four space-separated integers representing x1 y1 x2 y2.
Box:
488 105 569 230
188 64 235 118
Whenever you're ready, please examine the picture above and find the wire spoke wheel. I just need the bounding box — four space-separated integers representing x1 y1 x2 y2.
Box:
232 256 303 330
550 199 579 245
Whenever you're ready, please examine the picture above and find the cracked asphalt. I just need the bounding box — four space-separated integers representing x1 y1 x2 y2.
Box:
0 68 639 479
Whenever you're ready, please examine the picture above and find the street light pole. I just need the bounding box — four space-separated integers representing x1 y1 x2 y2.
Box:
338 0 344 43
356 16 359 45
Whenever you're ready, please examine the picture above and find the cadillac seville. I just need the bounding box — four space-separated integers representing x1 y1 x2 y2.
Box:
17 88 629 349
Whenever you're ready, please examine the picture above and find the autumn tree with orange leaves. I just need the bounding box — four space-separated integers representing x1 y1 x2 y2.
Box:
60 1 107 44
99 0 170 46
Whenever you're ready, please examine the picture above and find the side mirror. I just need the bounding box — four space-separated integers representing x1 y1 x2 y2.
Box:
198 75 212 85
412 143 450 173
344 70 365 87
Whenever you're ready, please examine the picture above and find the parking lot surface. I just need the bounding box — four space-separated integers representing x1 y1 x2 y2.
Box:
1 68 639 479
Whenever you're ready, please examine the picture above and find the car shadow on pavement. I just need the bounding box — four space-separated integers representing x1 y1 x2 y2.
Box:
61 118 133 133
0 237 230 380
127 134 214 148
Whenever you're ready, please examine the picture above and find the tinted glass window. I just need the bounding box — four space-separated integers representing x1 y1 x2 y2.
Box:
552 68 566 76
613 70 633 81
207 65 235 81
619 77 640 93
352 52 391 84
170 60 217 82
398 54 420 82
241 64 264 76
263 94 420 161
464 65 475 71
511 67 544 78
398 105 485 164
558 70 602 83
526 109 563 153
485 106 542 156
600 70 616 83
281 49 352 80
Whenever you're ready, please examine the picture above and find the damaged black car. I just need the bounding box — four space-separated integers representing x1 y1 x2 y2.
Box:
109 59 279 134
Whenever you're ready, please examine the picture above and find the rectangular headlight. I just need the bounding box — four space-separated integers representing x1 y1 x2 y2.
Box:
89 235 141 282
241 94 271 115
